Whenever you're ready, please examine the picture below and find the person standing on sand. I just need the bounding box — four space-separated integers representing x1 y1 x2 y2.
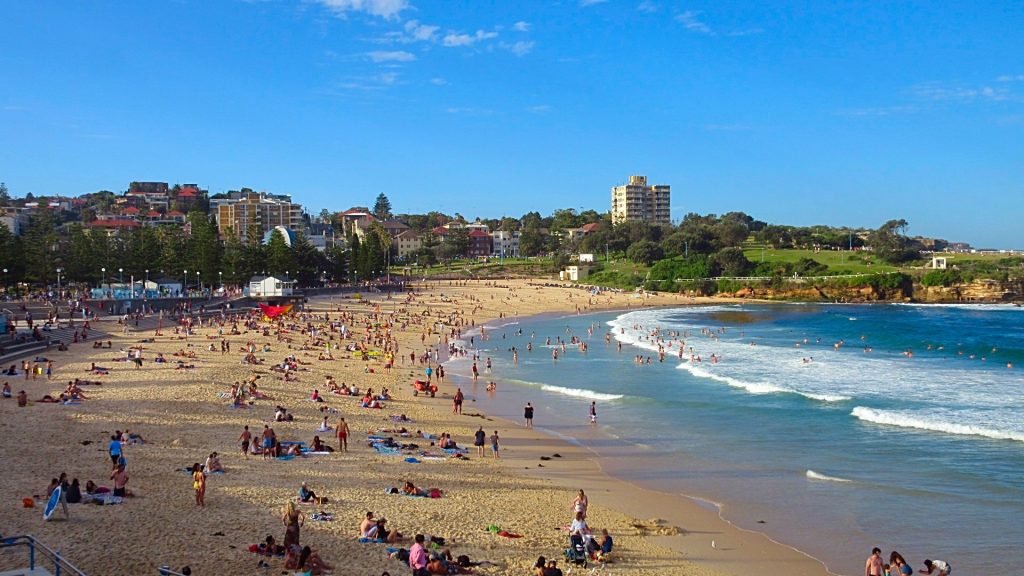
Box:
589 401 597 424
865 547 884 576
453 388 464 414
524 402 534 428
474 426 486 457
261 425 273 460
490 430 500 459
191 463 205 506
337 417 350 452
409 534 428 576
282 501 305 549
239 425 252 459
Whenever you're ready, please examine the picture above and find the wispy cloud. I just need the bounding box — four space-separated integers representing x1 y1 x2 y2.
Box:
911 81 1010 102
313 0 409 20
835 106 919 117
527 105 551 113
637 1 658 13
442 29 498 47
430 78 448 86
676 11 713 35
377 19 441 43
512 21 531 32
446 106 494 115
332 72 400 91
500 40 535 56
366 50 416 63
996 74 1024 82
580 0 608 6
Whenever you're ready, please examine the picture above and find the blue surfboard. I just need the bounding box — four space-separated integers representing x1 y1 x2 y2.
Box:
43 485 62 520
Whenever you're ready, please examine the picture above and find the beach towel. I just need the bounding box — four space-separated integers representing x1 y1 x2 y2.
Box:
276 454 297 461
403 457 421 464
309 512 334 521
357 537 384 544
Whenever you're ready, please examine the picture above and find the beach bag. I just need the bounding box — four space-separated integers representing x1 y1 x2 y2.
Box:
457 555 470 567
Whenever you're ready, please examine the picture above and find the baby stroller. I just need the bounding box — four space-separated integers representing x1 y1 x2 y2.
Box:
565 533 588 568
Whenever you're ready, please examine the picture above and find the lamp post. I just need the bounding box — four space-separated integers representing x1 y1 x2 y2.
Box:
145 269 149 297
218 271 223 291
101 267 106 295
3 268 7 295
56 267 63 299
197 271 201 293
118 267 123 286
183 270 188 298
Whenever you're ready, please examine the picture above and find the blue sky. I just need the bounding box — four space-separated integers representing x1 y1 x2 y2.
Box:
1 1 1022 247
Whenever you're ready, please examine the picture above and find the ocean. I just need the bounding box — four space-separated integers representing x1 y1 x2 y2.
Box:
446 302 1024 575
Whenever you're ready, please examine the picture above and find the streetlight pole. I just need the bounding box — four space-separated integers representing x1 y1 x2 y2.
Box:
183 270 188 298
3 268 7 295
197 271 201 294
218 271 223 292
101 267 106 296
145 269 149 297
56 267 62 299
118 267 123 287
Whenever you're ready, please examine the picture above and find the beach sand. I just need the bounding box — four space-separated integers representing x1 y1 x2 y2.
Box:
0 280 834 576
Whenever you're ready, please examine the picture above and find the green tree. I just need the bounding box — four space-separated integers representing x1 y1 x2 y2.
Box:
710 247 754 277
0 182 9 206
220 232 247 286
519 225 545 256
373 193 393 220
265 229 296 277
21 202 59 284
626 240 663 265
870 219 920 264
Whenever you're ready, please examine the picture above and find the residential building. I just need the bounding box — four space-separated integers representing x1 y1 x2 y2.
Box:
491 230 521 258
249 275 295 297
215 191 304 240
468 229 492 257
394 229 423 260
611 175 671 225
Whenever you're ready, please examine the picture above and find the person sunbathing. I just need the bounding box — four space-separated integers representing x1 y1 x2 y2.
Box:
297 546 334 575
403 481 426 497
310 436 333 453
286 443 303 456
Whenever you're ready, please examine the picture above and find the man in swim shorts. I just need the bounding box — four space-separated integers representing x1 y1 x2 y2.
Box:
524 402 534 428
474 426 486 457
337 417 349 452
239 425 252 459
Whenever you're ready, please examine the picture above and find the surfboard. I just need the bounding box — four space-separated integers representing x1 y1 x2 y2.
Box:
43 486 62 520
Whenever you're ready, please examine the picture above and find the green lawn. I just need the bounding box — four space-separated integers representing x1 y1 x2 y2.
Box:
743 246 899 274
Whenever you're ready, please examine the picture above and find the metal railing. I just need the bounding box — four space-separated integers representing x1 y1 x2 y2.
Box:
0 534 88 576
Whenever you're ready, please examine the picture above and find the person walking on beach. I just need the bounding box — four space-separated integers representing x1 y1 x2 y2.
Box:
191 463 205 506
589 401 597 424
108 434 123 468
239 425 252 459
865 547 884 576
490 430 500 459
524 402 534 428
474 426 486 457
261 425 274 460
337 417 350 452
453 388 464 414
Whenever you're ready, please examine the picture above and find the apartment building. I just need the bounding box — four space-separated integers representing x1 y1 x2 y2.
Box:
610 175 671 225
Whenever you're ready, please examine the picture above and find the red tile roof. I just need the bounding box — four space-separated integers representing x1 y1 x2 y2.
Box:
168 210 185 217
581 222 601 233
123 206 140 214
468 229 490 237
178 186 198 196
89 219 141 228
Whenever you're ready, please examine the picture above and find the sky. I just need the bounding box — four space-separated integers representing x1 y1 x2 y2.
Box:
1 1 1022 248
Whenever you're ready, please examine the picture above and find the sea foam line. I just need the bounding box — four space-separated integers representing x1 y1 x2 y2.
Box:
681 364 851 403
538 384 624 401
852 406 1024 443
806 470 852 483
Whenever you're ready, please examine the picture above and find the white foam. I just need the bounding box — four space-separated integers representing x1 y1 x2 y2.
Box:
806 470 852 483
851 407 1024 443
539 384 624 402
680 364 850 402
893 303 1024 312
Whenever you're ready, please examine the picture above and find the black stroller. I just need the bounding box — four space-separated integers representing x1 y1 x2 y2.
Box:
564 533 589 568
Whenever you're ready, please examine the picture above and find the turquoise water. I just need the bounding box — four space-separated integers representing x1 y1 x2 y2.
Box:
448 303 1024 575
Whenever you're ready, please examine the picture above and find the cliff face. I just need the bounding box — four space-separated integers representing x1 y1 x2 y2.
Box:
913 279 1022 303
725 279 1023 303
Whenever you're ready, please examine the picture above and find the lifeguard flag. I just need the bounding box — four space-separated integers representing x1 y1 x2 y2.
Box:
258 303 293 319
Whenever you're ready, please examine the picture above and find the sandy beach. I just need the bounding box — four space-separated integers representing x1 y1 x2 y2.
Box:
1 279 834 576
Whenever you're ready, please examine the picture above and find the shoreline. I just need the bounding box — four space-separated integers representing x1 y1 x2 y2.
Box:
443 305 838 576
0 280 833 575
